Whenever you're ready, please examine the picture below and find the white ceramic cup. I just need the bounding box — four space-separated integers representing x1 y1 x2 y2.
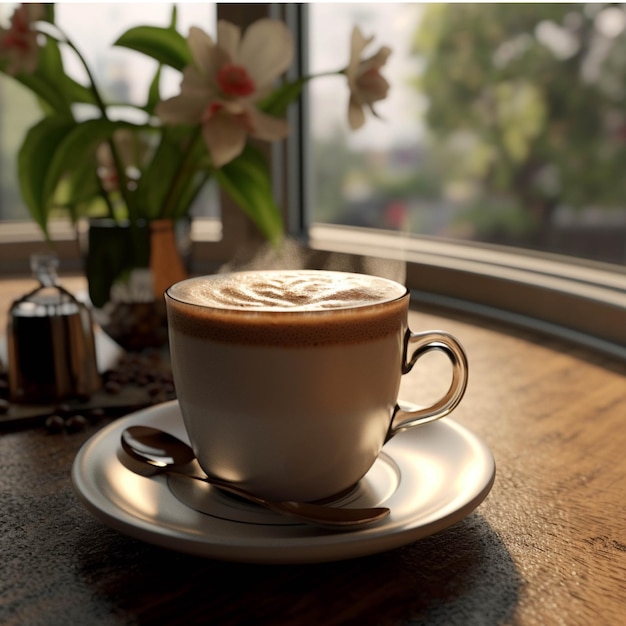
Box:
165 270 468 502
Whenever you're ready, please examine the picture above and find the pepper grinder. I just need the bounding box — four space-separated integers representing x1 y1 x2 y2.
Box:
7 254 101 404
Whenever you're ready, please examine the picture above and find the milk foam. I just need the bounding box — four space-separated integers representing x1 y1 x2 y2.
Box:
166 270 409 346
167 270 406 311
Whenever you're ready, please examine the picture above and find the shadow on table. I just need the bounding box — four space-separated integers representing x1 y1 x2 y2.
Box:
74 511 521 626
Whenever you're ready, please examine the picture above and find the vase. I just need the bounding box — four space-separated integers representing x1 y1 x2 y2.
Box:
84 218 189 352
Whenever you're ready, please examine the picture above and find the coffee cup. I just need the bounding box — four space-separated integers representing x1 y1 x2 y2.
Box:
165 270 468 502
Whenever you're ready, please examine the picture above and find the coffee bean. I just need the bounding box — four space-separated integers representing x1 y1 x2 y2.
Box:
66 414 88 432
45 415 66 433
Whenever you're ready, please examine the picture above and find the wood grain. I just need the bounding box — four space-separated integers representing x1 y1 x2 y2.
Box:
0 275 624 625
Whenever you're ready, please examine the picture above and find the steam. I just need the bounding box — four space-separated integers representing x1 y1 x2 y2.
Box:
218 237 406 285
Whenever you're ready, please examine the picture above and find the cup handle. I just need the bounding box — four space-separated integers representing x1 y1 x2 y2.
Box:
385 330 469 442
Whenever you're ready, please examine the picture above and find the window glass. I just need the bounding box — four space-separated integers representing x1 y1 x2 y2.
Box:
0 2 217 223
306 3 626 266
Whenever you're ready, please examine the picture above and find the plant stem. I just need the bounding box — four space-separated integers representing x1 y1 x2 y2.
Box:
172 171 211 220
42 25 133 222
161 127 209 219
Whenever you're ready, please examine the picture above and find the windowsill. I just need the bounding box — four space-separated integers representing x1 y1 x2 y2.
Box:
309 224 626 360
0 218 224 275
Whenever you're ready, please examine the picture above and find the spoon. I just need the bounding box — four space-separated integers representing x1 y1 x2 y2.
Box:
120 426 390 529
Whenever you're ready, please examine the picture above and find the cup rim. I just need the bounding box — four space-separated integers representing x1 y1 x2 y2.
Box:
164 270 409 315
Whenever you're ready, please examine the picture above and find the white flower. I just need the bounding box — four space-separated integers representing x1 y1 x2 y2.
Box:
345 26 391 130
0 3 44 76
156 19 293 167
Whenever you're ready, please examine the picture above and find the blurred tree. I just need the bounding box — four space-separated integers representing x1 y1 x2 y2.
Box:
311 130 366 223
413 2 626 242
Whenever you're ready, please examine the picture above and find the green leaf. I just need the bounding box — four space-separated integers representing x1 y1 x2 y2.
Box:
32 32 75 114
37 31 64 77
170 170 210 220
168 4 178 29
60 154 103 208
215 145 284 245
8 33 95 113
13 72 71 115
146 64 162 114
43 118 136 210
114 26 191 72
61 74 97 106
259 78 306 117
17 116 140 237
137 5 179 114
131 127 187 219
17 117 77 236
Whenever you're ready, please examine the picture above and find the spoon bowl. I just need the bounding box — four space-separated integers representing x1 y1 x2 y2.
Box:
121 426 390 530
122 426 196 467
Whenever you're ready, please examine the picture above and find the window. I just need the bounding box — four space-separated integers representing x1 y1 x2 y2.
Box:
305 3 626 267
300 3 624 355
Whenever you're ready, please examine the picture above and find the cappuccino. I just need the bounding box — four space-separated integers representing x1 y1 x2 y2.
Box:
165 270 468 502
166 270 407 346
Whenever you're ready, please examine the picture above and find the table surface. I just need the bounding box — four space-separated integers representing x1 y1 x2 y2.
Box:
1 275 625 626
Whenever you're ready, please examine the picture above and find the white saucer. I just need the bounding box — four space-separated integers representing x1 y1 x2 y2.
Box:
71 400 495 564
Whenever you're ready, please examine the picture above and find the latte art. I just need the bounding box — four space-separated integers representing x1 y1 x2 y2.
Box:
168 270 406 311
166 270 409 346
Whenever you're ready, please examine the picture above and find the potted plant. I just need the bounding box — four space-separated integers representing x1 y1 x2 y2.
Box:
0 3 391 349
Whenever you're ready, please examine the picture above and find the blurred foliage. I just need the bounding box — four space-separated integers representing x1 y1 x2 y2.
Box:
413 2 626 230
311 131 362 223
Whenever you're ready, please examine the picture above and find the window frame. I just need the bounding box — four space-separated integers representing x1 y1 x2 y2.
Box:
0 3 624 360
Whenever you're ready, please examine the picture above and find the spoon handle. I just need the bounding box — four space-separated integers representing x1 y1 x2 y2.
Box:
191 472 275 507
120 426 389 528
169 470 390 528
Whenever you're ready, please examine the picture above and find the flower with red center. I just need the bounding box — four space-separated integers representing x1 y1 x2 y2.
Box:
0 3 45 76
216 63 256 98
156 19 293 167
345 26 391 131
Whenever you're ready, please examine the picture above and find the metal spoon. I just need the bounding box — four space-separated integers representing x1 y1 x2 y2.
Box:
120 426 390 529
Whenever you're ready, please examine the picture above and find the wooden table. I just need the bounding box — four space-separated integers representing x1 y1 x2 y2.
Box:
0 275 624 625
